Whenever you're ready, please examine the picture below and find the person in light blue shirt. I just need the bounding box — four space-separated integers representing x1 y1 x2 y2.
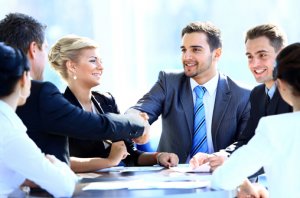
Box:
212 42 300 198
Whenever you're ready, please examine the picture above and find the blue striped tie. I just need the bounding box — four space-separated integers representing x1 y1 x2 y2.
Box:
191 86 208 157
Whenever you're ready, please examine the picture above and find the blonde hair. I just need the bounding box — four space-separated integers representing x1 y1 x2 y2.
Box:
48 35 98 80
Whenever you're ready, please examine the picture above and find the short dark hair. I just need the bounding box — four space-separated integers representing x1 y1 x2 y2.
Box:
0 13 46 54
181 21 222 51
274 42 300 96
0 42 29 97
245 24 286 52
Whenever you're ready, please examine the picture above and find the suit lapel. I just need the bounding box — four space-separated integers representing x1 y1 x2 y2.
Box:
179 76 194 138
211 74 231 145
267 89 280 115
255 85 267 117
63 87 82 109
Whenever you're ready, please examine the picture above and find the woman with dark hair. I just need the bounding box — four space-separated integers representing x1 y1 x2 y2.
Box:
0 42 77 197
211 43 300 198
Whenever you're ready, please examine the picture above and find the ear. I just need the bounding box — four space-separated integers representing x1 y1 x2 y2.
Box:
19 72 27 87
28 42 39 59
66 60 76 73
213 48 222 60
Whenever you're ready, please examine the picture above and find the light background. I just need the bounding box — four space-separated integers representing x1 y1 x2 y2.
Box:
1 0 299 151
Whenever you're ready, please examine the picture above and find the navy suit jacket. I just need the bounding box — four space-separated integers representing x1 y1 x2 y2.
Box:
16 81 144 164
131 71 251 163
226 84 292 153
64 87 143 166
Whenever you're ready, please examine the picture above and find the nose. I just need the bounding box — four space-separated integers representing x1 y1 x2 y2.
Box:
182 51 192 60
249 57 260 68
97 60 104 70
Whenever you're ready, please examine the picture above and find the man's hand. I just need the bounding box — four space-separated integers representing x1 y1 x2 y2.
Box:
132 112 150 144
189 151 228 171
204 151 228 171
189 152 210 169
157 153 179 168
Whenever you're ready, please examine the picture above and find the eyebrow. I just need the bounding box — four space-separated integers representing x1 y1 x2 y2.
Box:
89 56 98 59
245 50 269 56
180 45 204 49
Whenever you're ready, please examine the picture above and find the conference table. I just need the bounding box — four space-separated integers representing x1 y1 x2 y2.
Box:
11 165 235 198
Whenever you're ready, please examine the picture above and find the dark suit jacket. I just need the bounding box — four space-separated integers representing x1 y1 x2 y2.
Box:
226 84 292 153
64 87 143 166
131 71 251 163
16 81 144 164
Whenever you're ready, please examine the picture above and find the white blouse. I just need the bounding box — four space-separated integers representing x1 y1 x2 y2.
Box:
0 100 78 197
211 112 300 198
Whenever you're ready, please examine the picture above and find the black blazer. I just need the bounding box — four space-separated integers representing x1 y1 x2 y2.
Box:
16 81 144 164
226 84 292 153
64 87 143 166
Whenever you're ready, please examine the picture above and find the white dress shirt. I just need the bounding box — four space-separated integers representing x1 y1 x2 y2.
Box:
190 73 218 154
211 112 300 198
0 100 78 197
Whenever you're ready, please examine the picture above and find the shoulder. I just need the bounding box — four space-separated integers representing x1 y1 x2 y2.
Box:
261 112 296 124
219 73 251 95
157 70 188 87
252 84 265 92
92 91 115 104
257 112 297 138
158 70 185 80
31 80 60 95
32 80 57 89
249 84 265 97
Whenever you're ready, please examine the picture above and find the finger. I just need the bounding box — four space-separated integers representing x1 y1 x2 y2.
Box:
161 160 171 168
209 159 221 167
189 158 198 169
169 157 178 167
139 112 149 120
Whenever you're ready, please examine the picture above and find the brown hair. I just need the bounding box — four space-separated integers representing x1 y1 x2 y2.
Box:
181 21 222 51
245 24 286 52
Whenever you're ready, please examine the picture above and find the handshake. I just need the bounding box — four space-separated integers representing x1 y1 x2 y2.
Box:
125 109 151 145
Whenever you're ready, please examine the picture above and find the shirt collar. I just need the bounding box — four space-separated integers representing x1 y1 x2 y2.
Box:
190 72 219 96
265 83 276 99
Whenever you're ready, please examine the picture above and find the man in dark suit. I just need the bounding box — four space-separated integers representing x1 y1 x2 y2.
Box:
129 22 251 163
0 13 148 164
190 24 292 170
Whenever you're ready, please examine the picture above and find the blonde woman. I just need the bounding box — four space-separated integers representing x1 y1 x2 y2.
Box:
49 35 179 172
0 42 77 197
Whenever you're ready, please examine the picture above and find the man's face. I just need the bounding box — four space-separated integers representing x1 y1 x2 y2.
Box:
31 40 48 80
245 36 278 85
181 32 219 84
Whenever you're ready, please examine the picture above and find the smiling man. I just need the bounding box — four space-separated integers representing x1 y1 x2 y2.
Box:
129 22 251 163
190 24 293 171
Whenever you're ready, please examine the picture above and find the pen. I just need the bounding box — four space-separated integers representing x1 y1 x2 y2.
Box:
104 140 130 156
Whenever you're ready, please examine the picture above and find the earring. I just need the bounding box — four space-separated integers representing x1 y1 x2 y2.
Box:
73 75 77 80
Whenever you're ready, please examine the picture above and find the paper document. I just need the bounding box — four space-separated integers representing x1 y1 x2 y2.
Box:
170 163 210 173
96 166 164 173
83 180 210 191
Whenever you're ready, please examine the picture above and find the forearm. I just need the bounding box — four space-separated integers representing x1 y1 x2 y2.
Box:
70 157 117 173
137 152 158 166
